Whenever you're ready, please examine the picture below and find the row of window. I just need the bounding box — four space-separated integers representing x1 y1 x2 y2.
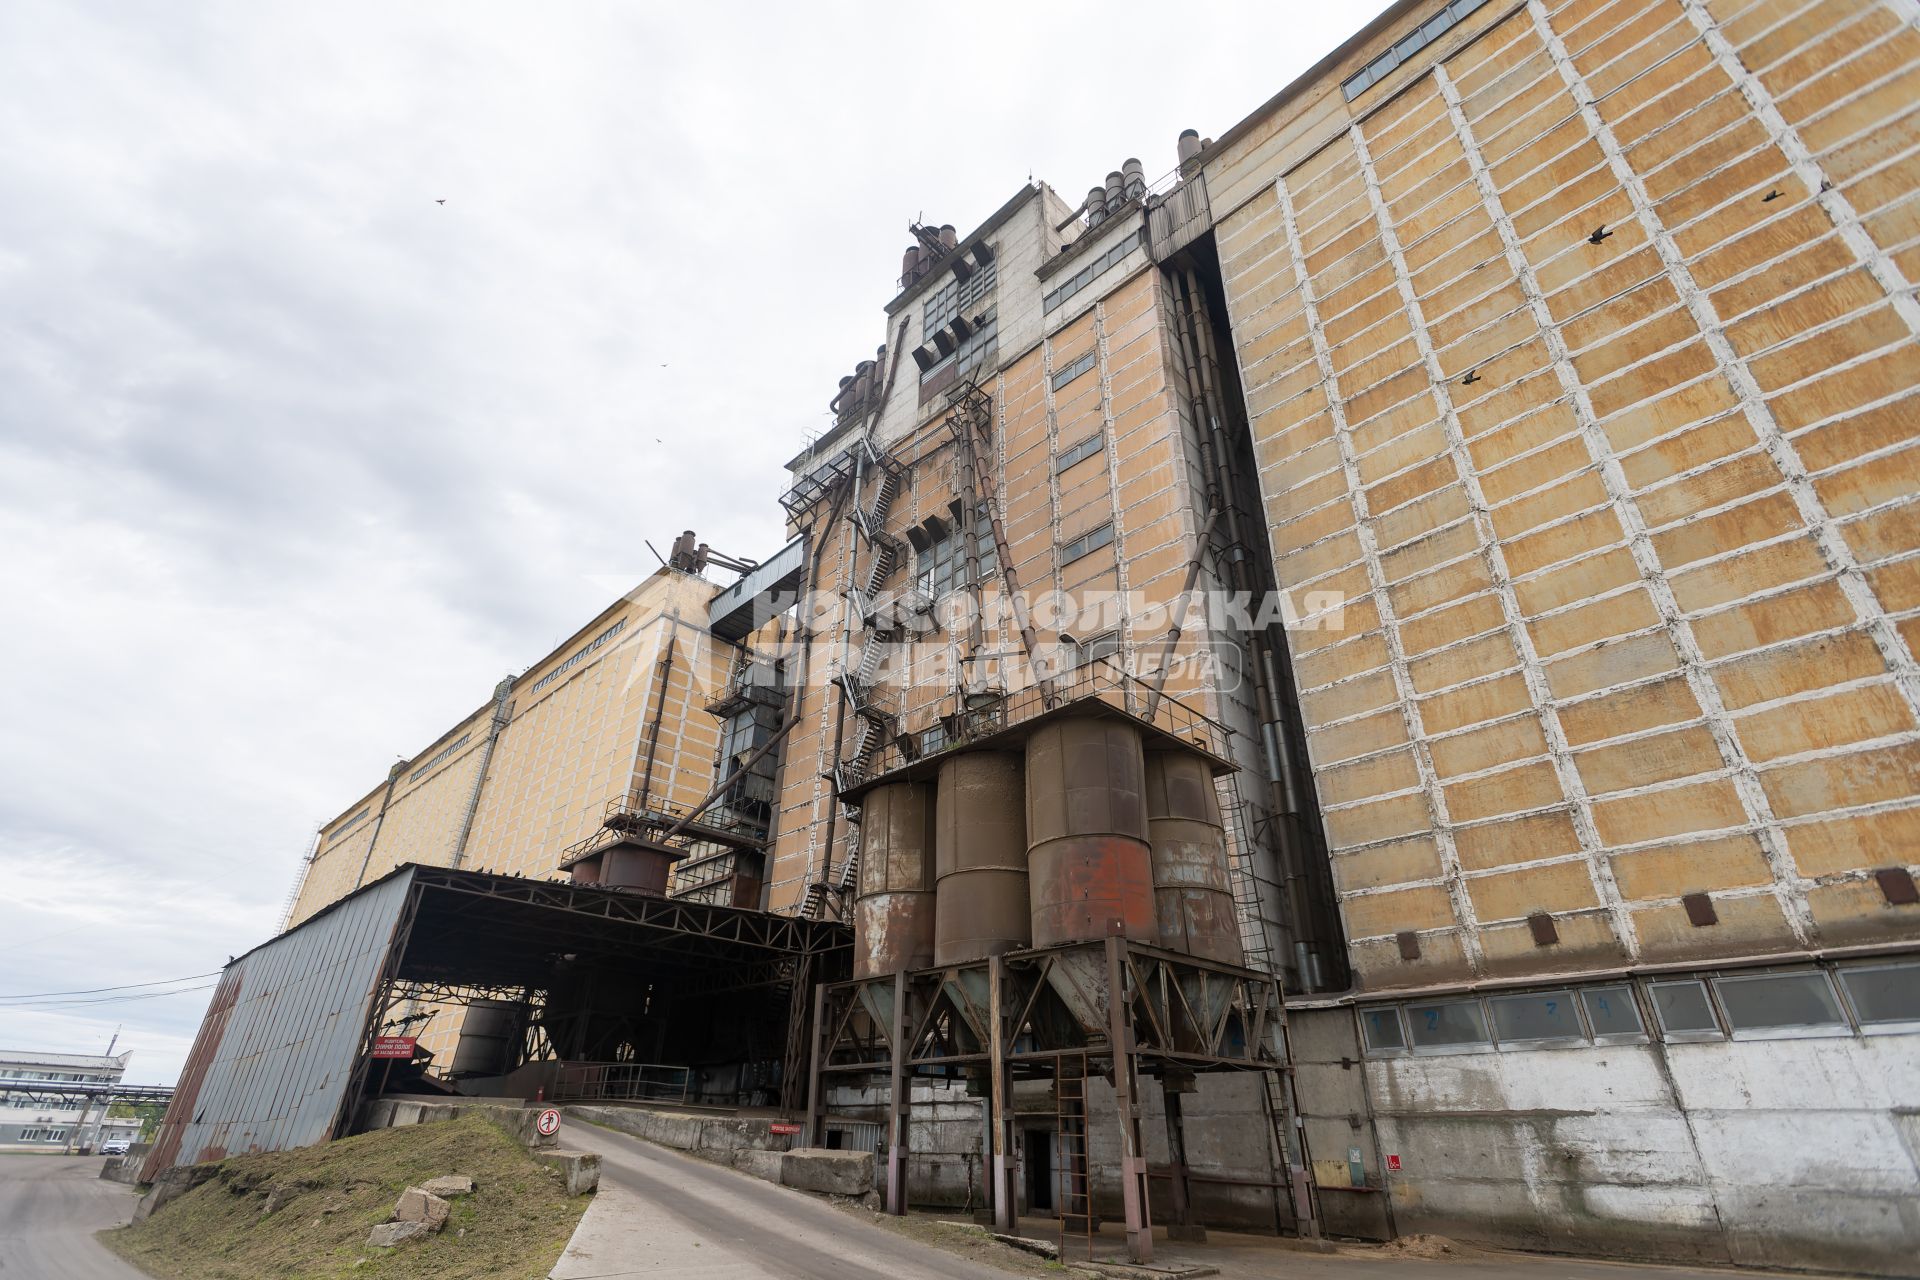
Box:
528 619 628 695
1060 522 1115 565
919 312 999 386
1057 433 1104 472
1341 0 1491 101
1043 230 1143 314
1051 351 1096 391
410 732 471 782
1360 962 1920 1056
16 1128 70 1141
923 259 997 338
913 510 1000 601
1 1071 113 1082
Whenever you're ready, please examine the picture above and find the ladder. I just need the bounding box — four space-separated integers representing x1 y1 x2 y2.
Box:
1055 1052 1095 1260
1218 776 1277 975
1260 1036 1321 1239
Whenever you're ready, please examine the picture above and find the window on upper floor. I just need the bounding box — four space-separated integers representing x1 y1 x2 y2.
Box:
923 259 997 337
913 507 999 602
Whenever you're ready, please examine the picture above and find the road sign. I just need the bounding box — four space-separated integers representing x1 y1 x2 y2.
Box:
535 1108 561 1137
370 1036 416 1060
769 1122 802 1136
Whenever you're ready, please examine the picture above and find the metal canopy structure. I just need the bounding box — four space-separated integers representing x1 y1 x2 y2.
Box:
803 933 1317 1264
146 864 849 1179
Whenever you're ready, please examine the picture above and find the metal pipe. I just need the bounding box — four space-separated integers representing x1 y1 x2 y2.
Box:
449 676 515 871
632 634 679 811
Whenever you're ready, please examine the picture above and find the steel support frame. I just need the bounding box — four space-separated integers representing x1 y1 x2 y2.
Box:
805 937 1296 1264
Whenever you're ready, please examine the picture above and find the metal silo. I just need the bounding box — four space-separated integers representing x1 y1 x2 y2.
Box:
854 782 937 977
1025 717 1156 947
933 752 1030 964
1144 750 1243 965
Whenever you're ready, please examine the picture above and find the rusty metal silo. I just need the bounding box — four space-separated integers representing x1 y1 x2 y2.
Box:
1025 717 1156 947
934 752 1030 965
599 838 678 896
854 782 938 978
1144 750 1243 965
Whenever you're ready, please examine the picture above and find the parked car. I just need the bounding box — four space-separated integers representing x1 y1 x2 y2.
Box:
99 1139 131 1156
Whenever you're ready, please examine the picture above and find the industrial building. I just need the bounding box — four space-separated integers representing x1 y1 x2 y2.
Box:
161 0 1919 1272
0 1049 144 1153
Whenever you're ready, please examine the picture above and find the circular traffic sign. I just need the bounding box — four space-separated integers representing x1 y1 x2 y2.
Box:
535 1107 561 1137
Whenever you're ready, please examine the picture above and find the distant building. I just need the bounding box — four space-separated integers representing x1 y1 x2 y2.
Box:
0 1049 141 1152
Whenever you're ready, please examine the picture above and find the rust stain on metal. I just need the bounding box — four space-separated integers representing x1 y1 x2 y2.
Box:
141 968 242 1181
1027 715 1156 949
853 782 936 977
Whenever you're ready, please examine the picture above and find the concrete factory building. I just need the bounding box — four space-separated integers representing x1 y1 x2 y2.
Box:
166 0 1919 1272
0 1050 141 1153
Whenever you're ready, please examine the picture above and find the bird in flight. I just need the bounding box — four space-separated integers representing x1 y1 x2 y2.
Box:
436 199 446 205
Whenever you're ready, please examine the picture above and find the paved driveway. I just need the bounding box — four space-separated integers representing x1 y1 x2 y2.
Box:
0 1154 146 1280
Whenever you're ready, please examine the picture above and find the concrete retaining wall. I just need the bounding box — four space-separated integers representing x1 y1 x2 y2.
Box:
1294 1007 1920 1274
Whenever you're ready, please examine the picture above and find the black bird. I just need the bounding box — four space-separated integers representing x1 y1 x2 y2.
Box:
1588 225 1613 245
436 199 446 205
1762 189 1782 202
1462 369 1481 386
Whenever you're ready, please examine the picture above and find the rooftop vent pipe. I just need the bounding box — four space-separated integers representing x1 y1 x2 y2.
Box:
1104 169 1126 213
1122 158 1146 202
1087 185 1110 226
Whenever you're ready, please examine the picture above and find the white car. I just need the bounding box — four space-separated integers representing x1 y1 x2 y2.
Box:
99 1139 132 1156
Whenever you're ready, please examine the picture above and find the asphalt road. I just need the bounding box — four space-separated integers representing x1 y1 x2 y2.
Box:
554 1121 1014 1280
0 1155 147 1280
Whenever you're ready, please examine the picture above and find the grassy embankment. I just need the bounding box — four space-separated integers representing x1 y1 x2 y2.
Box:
103 1115 588 1280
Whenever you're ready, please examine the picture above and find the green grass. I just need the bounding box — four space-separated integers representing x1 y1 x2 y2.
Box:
101 1115 589 1280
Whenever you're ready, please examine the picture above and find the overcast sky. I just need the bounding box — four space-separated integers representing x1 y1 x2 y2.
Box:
0 2 1367 1083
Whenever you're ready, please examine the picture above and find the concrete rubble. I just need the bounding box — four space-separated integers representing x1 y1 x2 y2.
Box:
366 1220 432 1248
394 1186 451 1230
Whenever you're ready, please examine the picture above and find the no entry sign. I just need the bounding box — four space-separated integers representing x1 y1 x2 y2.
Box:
536 1108 562 1137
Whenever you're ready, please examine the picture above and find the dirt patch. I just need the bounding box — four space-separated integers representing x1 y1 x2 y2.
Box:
1377 1232 1462 1259
101 1115 589 1280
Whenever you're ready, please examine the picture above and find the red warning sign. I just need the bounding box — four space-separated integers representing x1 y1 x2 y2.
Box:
769 1122 802 1136
1387 1154 1402 1172
370 1036 416 1060
535 1108 561 1137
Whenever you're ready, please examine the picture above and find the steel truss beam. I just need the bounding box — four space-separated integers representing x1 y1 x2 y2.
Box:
806 937 1300 1264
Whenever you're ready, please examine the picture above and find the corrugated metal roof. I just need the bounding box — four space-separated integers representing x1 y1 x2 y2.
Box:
142 869 412 1176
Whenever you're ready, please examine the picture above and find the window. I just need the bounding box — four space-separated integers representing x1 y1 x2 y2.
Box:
1341 0 1490 100
1581 986 1644 1040
1714 970 1846 1038
1360 1006 1406 1053
1838 963 1920 1028
1051 351 1096 391
1056 433 1104 472
914 508 998 602
1489 991 1582 1044
923 259 997 337
919 311 999 390
1060 522 1115 565
1406 1000 1491 1050
1043 230 1145 313
1650 980 1721 1038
